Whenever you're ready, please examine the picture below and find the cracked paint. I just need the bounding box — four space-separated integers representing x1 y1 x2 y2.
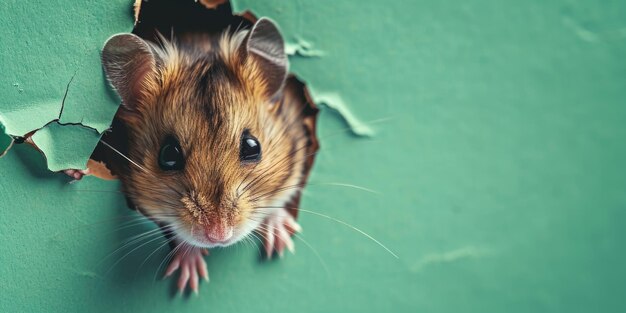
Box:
30 124 101 172
2 74 104 170
1 0 368 171
0 0 131 171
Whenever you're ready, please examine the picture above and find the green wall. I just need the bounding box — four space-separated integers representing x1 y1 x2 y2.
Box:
1 0 625 312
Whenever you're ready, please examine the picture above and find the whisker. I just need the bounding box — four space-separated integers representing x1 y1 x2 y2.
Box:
237 97 314 198
318 182 380 194
238 113 391 202
99 140 148 174
247 232 263 256
252 181 379 203
251 207 399 259
154 239 184 282
99 139 185 198
251 222 329 275
135 233 179 278
298 209 398 259
104 226 177 275
101 216 176 238
239 142 314 198
63 189 124 194
227 216 319 273
97 224 173 269
50 212 156 240
291 232 331 277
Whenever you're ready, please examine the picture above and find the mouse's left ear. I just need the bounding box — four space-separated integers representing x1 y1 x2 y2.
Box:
243 18 288 99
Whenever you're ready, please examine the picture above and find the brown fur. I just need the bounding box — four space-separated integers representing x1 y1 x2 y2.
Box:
115 29 311 246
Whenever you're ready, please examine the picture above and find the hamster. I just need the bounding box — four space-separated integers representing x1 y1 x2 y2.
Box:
93 18 317 293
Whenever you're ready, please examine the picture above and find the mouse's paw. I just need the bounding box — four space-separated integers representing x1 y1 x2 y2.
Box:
260 209 302 259
164 246 209 295
63 168 90 181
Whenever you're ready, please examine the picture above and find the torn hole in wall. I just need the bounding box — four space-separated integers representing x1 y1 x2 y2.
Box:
134 0 368 138
89 0 321 219
229 1 373 137
3 0 366 193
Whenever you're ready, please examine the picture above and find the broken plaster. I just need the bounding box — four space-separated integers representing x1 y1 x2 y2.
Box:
0 74 104 170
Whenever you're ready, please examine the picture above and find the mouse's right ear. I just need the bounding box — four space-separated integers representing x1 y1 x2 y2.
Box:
243 18 288 100
101 33 156 110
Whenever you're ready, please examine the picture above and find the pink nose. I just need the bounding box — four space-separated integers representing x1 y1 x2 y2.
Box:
205 226 233 243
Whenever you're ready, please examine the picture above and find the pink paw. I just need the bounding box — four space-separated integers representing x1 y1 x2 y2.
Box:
260 209 302 259
63 168 90 180
164 246 209 295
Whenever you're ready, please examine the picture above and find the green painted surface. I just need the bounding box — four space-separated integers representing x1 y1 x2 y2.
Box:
1 0 626 312
0 0 129 168
30 123 101 171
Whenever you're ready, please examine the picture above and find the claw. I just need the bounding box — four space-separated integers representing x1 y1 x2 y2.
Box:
164 257 180 278
164 246 209 294
279 225 295 254
190 269 199 295
197 255 209 282
178 265 190 293
264 221 275 259
260 209 300 259
285 215 302 234
63 168 90 181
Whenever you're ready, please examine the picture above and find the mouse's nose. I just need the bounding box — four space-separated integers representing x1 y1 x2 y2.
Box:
205 225 234 243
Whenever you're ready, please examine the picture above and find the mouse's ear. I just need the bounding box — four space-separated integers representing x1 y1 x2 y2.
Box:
244 18 288 99
101 33 156 109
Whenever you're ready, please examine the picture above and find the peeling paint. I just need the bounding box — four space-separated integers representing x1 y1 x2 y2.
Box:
285 37 325 57
0 0 130 172
230 2 369 139
410 246 491 272
1 73 103 169
30 123 101 172
0 99 61 139
311 92 375 137
1 0 626 311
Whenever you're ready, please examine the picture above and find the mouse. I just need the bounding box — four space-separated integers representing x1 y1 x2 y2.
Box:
68 18 318 294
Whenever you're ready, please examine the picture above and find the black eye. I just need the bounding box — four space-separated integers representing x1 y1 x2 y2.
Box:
158 136 185 171
240 130 261 163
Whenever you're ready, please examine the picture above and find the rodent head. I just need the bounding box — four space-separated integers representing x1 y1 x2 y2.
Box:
102 19 310 248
